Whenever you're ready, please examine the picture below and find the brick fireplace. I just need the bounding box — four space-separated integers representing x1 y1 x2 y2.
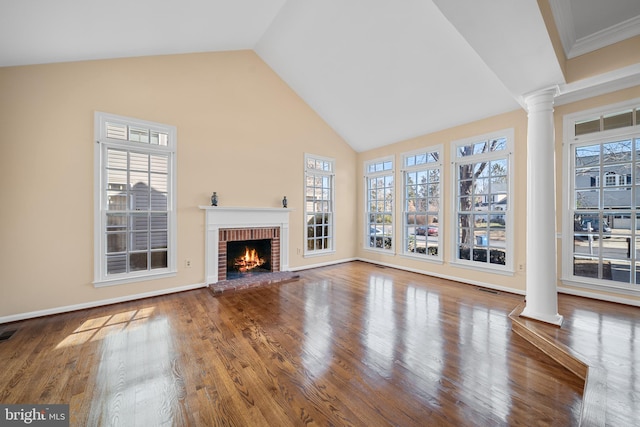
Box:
218 227 279 281
200 206 291 284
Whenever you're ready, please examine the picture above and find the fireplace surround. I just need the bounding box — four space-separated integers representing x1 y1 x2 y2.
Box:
200 206 291 284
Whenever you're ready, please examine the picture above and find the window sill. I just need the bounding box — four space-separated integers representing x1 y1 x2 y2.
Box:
561 277 640 298
94 270 177 288
399 253 443 264
363 247 396 255
450 260 514 276
304 249 336 258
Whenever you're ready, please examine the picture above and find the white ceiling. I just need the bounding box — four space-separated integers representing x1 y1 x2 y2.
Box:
1 0 638 152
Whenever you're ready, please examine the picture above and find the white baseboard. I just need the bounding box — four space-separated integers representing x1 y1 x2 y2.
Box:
354 257 527 296
558 286 640 307
0 282 207 324
289 257 358 272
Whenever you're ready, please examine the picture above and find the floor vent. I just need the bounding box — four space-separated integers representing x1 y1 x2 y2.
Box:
477 287 500 295
0 330 17 342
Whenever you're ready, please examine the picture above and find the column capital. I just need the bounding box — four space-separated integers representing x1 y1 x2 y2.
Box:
524 86 559 113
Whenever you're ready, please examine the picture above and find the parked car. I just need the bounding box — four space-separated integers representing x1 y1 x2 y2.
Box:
416 226 438 236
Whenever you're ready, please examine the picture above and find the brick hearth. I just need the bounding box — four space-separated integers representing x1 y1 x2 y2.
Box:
209 271 300 295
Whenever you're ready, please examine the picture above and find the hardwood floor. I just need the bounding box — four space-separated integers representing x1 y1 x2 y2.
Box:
1 261 635 426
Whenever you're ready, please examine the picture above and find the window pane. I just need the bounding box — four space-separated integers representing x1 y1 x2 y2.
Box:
459 245 471 260
576 189 599 209
151 251 168 269
603 111 633 131
131 232 148 251
604 259 631 283
575 144 600 167
106 123 128 140
107 255 127 274
106 213 127 231
602 235 631 261
129 253 148 271
151 231 167 249
574 256 599 278
575 167 599 189
490 249 506 265
150 155 167 172
107 168 127 188
459 197 471 211
107 233 126 253
490 138 507 152
151 191 167 210
604 188 631 208
474 178 489 195
129 127 149 143
459 179 472 195
602 140 632 163
489 227 505 248
575 118 600 136
150 213 167 230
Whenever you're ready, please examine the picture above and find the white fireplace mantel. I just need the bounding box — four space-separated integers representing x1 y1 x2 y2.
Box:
199 206 292 284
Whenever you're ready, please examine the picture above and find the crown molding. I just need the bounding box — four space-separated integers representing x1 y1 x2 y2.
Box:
568 14 640 59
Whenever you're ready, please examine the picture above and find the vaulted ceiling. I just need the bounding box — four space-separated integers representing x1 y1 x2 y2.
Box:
1 0 639 152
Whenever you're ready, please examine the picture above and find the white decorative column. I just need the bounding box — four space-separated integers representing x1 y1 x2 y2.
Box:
521 88 563 326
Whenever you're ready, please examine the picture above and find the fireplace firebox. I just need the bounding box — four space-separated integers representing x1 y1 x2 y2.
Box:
226 239 272 279
216 226 281 282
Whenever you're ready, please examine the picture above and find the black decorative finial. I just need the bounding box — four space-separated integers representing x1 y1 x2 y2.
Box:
282 196 288 208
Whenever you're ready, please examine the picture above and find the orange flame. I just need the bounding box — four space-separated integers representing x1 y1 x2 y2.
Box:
234 247 265 272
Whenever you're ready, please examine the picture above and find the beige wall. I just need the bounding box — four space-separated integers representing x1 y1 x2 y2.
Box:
0 51 357 318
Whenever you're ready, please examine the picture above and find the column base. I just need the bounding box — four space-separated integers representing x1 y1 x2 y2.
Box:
520 306 564 326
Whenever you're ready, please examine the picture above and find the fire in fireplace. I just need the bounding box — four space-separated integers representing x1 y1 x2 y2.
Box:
226 239 272 279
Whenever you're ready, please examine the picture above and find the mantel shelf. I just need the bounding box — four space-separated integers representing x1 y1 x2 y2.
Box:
199 206 294 212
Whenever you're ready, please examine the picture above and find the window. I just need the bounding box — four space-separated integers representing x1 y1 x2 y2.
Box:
305 154 335 254
94 112 176 286
452 130 513 271
365 157 394 251
402 147 442 260
564 100 640 294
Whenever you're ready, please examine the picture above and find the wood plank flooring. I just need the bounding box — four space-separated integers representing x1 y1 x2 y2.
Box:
1 261 634 426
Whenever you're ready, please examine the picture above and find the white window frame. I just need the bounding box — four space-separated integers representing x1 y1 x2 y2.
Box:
561 98 640 297
94 112 177 287
401 146 443 262
304 153 336 257
450 129 514 273
364 156 395 253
